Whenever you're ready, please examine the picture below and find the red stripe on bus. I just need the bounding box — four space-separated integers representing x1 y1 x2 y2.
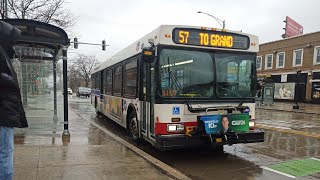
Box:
155 122 197 135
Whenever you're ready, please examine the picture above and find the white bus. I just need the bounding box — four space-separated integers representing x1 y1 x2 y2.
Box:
91 25 264 150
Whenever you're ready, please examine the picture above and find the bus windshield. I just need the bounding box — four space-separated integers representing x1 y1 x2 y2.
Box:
215 53 256 98
158 48 256 99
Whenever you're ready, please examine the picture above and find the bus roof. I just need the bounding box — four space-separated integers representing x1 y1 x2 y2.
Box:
92 25 259 74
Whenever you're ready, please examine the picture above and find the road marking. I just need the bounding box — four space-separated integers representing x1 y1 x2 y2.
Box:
257 124 292 130
256 124 320 139
69 108 191 180
261 166 296 179
258 119 319 129
311 158 320 161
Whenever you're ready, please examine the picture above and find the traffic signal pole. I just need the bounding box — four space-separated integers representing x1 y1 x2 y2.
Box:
72 38 108 51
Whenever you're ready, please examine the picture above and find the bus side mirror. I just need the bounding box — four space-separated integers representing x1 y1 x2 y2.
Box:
141 47 155 63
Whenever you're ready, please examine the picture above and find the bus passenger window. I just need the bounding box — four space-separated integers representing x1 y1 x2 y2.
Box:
113 65 123 96
106 70 113 94
125 58 137 96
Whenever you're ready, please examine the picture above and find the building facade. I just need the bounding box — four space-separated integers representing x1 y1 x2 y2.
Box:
257 31 320 103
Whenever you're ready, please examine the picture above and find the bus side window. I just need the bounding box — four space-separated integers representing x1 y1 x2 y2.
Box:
103 69 107 94
106 69 113 95
113 65 123 96
124 58 137 97
101 70 104 93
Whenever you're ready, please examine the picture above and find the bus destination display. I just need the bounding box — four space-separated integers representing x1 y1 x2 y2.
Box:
173 28 250 49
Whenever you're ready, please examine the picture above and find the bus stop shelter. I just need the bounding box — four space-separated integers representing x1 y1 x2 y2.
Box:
4 19 70 136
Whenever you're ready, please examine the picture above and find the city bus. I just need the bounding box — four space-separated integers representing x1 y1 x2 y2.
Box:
91 25 264 150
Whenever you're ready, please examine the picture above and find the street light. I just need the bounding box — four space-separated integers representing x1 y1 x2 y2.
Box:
197 11 226 29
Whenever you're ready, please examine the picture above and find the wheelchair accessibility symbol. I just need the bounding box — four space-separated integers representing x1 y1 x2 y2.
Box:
172 107 180 115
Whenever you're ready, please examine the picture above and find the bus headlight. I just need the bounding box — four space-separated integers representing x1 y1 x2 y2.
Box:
167 124 185 132
249 119 255 129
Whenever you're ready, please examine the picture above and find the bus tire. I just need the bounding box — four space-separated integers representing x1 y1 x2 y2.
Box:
214 145 224 152
128 111 140 142
210 144 224 152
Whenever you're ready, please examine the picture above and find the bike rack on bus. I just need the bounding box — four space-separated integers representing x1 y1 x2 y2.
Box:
205 106 238 116
204 106 241 144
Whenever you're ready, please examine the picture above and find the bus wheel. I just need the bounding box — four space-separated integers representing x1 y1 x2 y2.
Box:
215 145 223 152
211 144 224 152
128 112 139 141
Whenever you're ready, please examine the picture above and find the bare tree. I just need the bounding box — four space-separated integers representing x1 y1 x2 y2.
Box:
67 62 81 91
70 54 99 88
5 0 75 29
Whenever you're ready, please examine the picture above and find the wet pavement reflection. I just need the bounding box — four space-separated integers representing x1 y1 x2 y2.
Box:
15 96 320 180
68 97 320 179
14 96 170 180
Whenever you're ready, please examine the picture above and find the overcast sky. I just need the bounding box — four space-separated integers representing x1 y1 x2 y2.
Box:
65 0 320 62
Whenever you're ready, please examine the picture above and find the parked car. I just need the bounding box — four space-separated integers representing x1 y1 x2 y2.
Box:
76 87 91 97
67 88 72 95
62 88 73 95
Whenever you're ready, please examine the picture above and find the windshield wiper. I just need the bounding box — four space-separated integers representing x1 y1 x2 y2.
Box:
168 70 193 111
238 100 244 107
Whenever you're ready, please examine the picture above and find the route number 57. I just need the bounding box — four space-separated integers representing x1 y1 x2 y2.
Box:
179 31 189 43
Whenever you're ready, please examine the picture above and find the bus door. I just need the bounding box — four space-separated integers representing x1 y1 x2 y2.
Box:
141 61 155 140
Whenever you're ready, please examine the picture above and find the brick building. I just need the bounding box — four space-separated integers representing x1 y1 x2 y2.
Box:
257 31 320 103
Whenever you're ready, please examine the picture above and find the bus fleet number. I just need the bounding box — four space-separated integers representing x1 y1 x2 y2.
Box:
162 90 177 97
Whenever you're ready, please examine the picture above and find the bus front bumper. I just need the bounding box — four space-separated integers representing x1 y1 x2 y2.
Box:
155 130 264 150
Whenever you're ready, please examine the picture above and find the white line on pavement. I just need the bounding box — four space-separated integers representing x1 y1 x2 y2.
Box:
311 157 320 161
261 166 296 179
257 124 292 130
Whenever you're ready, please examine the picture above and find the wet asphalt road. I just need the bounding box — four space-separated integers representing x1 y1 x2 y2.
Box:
69 96 320 180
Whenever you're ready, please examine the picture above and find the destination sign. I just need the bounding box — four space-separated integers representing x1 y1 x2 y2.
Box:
173 28 250 49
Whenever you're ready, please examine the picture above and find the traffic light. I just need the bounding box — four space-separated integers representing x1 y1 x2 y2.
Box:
74 37 78 49
102 40 106 51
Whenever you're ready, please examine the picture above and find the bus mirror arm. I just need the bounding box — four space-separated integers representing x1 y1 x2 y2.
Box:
148 38 155 48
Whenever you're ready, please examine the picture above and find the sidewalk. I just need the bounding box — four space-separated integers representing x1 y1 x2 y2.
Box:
256 101 320 115
13 109 175 180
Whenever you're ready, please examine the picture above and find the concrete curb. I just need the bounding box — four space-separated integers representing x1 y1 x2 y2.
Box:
69 108 191 180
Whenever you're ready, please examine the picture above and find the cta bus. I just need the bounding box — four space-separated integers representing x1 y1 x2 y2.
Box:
91 25 264 150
